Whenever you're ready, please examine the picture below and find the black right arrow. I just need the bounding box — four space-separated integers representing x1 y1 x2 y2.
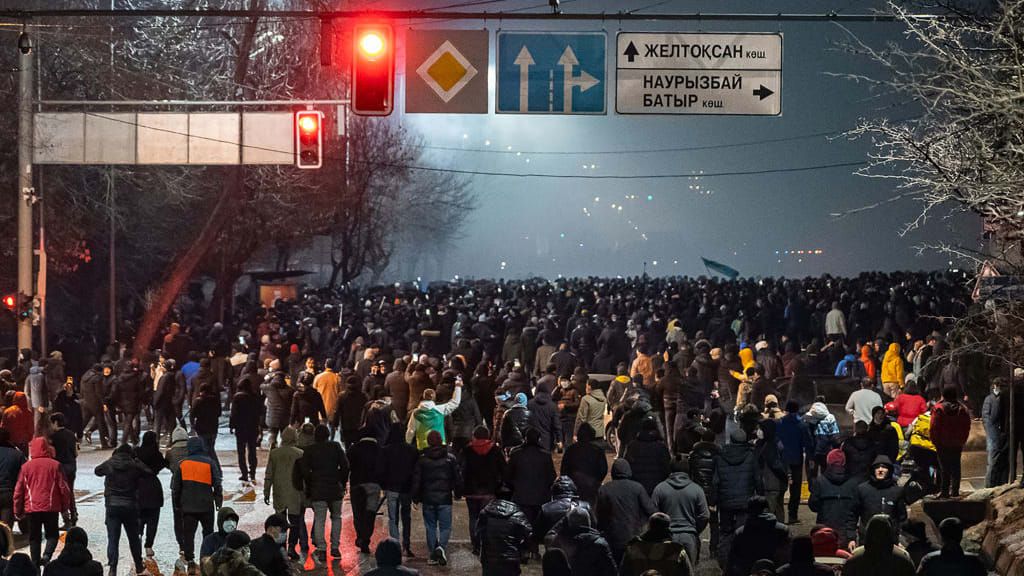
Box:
753 85 775 100
623 41 639 63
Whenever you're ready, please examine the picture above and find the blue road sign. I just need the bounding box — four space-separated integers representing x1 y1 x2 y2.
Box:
497 32 606 114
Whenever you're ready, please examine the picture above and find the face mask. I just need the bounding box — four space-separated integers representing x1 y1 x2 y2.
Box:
755 429 765 440
223 520 237 533
993 388 1001 396
274 531 287 545
560 381 571 389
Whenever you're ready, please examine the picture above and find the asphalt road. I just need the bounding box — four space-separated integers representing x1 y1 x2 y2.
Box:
18 417 996 576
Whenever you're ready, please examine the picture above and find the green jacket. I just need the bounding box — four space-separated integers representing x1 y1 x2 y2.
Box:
264 426 304 512
405 387 462 450
576 389 607 439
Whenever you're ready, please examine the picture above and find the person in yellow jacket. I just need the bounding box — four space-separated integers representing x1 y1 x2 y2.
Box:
907 406 937 494
880 343 905 399
884 403 907 461
313 360 342 438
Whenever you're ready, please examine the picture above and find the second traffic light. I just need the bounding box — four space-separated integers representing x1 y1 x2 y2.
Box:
352 24 394 116
295 110 323 169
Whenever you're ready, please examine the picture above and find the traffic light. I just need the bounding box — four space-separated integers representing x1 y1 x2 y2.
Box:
351 24 394 116
2 295 14 312
295 110 323 169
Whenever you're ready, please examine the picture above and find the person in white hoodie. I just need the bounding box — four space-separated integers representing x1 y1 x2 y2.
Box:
406 381 463 450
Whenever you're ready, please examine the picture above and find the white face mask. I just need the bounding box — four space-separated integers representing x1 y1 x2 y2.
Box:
993 388 1001 396
560 380 571 389
223 520 237 533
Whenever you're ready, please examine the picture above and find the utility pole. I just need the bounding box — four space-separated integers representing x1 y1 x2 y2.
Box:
17 30 34 352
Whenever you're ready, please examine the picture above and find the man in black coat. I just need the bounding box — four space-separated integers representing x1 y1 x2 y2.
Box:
848 455 906 547
290 372 328 426
545 507 617 576
300 424 350 564
80 363 110 448
596 459 655 563
807 448 858 548
527 388 562 452
152 359 182 445
111 362 146 446
726 496 790 576
348 428 383 554
689 427 720 555
411 430 463 567
505 428 557 553
378 423 419 557
477 491 532 576
624 418 671 495
229 379 262 483
249 513 291 576
841 421 877 481
460 425 506 555
95 444 151 575
534 476 594 547
190 383 223 470
712 429 763 570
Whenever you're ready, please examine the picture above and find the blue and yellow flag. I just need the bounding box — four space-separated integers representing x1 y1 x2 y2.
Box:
701 257 740 280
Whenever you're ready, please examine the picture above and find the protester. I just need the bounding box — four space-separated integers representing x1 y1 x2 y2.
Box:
199 507 239 562
229 378 262 484
776 400 811 524
712 429 761 568
0 430 25 529
534 476 593 551
560 423 607 505
411 430 462 566
406 384 463 450
845 379 883 426
619 512 692 576
776 535 833 576
930 385 971 498
544 507 617 576
300 424 349 565
808 449 858 548
248 513 291 576
199 531 262 576
134 431 167 559
378 422 419 558
460 425 506 556
726 496 790 576
365 538 419 576
849 456 906 547
476 490 532 576
574 379 607 443
264 426 307 562
841 515 915 576
892 381 927 428
983 378 1009 487
171 436 223 573
595 459 655 563
95 443 150 575
41 527 103 576
651 457 709 566
348 428 382 554
45 414 76 529
14 437 71 567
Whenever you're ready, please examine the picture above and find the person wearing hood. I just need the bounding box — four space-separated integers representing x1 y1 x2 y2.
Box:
624 418 671 495
411 430 462 567
153 359 182 446
607 365 634 413
544 507 617 576
755 418 789 521
619 511 692 576
110 361 146 446
378 423 419 557
867 405 899 464
596 459 655 562
650 456 709 566
248 513 290 576
41 527 103 576
300 424 349 565
560 422 607 505
776 535 833 576
200 531 263 576
366 538 419 576
842 421 877 481
135 431 168 559
459 425 506 556
880 343 904 399
808 449 859 548
918 517 984 576
290 371 328 427
804 401 840 474
687 427 720 555
95 443 151 575
51 380 82 442
264 425 307 562
15 437 72 567
0 429 25 529
1 392 32 454
189 383 222 472
930 385 971 499
80 363 111 448
841 515 915 576
983 378 1010 487
712 428 762 570
476 487 532 576
335 375 369 450
506 427 557 555
229 379 262 484
499 392 530 452
834 347 865 379
726 496 790 576
165 426 190 563
199 507 240 561
172 436 223 572
348 428 383 554
406 378 462 450
261 360 293 450
574 379 607 443
24 365 48 432
849 456 906 548
535 476 594 547
528 385 562 453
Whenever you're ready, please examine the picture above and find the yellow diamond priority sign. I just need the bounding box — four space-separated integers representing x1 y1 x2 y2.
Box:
406 30 488 113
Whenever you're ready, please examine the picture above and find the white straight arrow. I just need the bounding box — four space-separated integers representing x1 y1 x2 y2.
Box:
558 45 601 113
513 46 535 113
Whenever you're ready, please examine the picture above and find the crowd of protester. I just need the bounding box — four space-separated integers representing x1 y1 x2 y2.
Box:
0 271 1007 576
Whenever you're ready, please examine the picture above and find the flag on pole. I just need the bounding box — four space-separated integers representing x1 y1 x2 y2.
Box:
701 257 740 280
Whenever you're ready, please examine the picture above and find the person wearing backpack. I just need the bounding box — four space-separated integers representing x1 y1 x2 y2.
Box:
930 386 971 499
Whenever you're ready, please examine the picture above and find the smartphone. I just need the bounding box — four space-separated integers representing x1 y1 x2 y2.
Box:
513 359 522 369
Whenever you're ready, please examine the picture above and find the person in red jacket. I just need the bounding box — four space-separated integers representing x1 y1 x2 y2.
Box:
892 381 927 429
14 436 71 567
930 386 972 499
1 392 34 454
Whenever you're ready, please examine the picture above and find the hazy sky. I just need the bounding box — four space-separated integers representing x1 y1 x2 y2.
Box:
372 0 980 280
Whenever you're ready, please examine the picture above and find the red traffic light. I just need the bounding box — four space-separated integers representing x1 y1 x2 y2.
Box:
2 295 14 310
352 24 394 116
295 111 323 169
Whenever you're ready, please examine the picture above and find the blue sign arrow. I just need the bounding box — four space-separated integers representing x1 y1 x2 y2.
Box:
497 32 606 114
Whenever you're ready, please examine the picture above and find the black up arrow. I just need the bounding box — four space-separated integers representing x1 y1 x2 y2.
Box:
623 41 639 62
753 85 774 100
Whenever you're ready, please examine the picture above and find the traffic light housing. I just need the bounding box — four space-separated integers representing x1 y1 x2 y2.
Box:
351 24 394 116
295 110 323 169
2 295 14 312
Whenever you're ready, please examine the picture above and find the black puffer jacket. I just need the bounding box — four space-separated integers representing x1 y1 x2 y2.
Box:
688 440 719 500
535 476 594 543
500 404 531 449
460 438 505 496
94 446 151 509
190 392 222 437
411 445 462 506
547 510 618 576
111 368 145 414
506 441 557 507
712 442 762 511
261 371 293 429
808 465 858 546
624 428 672 495
850 456 906 540
290 385 327 425
478 499 533 567
842 435 877 481
528 392 562 451
300 440 350 502
228 389 262 438
596 459 655 554
726 512 791 576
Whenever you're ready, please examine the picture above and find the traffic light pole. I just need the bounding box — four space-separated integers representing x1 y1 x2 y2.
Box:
17 32 34 352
